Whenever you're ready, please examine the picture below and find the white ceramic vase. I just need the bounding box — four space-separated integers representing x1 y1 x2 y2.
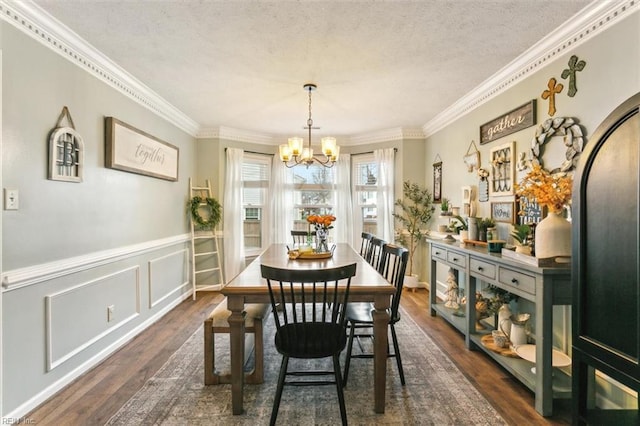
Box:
535 211 571 259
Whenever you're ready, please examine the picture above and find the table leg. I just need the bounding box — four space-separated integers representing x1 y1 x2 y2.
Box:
227 296 246 415
372 294 391 413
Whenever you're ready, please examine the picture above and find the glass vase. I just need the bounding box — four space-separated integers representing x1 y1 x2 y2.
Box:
315 228 329 253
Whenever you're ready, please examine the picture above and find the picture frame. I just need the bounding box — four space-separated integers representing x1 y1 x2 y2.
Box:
489 141 515 197
105 117 179 181
491 201 516 224
433 160 442 202
517 196 546 225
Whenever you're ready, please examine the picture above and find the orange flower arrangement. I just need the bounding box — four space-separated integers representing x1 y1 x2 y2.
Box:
515 164 573 213
307 214 336 231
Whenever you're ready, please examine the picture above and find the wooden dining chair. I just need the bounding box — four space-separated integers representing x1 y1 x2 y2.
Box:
359 232 373 257
290 230 315 246
365 237 386 270
261 263 357 426
343 244 409 387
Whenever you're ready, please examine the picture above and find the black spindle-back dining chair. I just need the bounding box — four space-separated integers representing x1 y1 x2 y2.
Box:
260 263 357 426
343 244 408 386
365 237 386 271
359 232 373 257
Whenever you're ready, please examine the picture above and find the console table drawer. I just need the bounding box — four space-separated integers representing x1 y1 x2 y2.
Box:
470 258 496 280
499 268 536 295
447 251 466 268
432 246 447 262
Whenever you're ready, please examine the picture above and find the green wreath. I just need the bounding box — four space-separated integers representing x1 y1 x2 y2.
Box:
188 196 222 230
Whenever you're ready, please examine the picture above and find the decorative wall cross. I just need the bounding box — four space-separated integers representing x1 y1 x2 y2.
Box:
561 55 586 97
541 78 564 116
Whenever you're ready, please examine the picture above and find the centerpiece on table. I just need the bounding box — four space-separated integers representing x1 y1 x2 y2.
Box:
515 164 573 259
307 214 336 253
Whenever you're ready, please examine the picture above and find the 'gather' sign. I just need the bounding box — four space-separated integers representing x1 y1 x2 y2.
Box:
479 100 536 144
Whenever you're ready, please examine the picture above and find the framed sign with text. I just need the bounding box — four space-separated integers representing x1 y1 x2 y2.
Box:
480 100 536 145
491 201 516 224
518 196 546 225
105 117 179 181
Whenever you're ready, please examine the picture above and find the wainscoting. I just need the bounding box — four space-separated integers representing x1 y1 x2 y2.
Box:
2 234 192 418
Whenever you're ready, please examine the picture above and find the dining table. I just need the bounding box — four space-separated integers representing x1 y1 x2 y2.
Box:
221 243 396 415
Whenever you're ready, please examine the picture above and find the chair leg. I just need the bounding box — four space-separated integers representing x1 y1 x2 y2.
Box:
390 324 405 386
343 322 356 387
333 354 348 426
270 355 289 426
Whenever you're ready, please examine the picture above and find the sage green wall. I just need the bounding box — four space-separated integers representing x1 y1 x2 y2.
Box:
1 22 197 415
2 24 197 270
424 13 639 230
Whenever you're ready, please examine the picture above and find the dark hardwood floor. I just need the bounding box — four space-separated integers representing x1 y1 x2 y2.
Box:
26 289 571 425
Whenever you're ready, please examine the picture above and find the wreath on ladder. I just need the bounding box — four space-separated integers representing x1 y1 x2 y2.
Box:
188 196 222 230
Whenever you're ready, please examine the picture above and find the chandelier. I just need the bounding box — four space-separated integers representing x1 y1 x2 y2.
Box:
279 83 340 168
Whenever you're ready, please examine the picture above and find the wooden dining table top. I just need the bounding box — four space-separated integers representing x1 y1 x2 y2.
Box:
222 243 394 297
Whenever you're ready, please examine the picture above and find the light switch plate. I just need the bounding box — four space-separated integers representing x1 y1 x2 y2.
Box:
4 189 19 210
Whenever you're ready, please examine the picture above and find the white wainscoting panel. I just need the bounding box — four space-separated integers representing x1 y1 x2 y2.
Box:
148 248 189 309
45 266 140 371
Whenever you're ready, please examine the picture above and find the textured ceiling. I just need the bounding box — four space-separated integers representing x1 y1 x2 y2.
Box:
33 0 591 139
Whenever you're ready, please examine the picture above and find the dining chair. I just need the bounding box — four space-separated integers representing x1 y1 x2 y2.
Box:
343 243 408 387
290 230 315 246
260 263 357 426
359 232 373 257
365 237 386 270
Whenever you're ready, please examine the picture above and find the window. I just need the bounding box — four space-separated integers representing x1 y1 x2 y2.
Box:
242 154 270 255
353 154 379 236
290 164 335 231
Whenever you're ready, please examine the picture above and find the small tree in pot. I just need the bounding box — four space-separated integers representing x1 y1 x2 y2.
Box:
394 181 436 282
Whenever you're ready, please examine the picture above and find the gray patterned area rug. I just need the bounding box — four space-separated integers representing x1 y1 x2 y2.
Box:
106 307 506 425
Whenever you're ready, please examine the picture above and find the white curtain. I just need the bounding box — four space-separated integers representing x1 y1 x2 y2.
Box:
333 154 353 246
375 148 395 242
269 159 294 244
223 148 245 281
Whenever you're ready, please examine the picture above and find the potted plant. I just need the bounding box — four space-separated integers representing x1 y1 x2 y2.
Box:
510 223 532 255
448 215 469 240
440 197 451 215
394 181 436 289
477 217 495 242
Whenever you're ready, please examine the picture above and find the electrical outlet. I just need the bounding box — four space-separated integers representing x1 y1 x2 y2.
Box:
4 189 19 210
107 305 115 322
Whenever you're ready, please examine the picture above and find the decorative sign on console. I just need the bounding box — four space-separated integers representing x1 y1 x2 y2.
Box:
479 100 536 145
105 117 179 181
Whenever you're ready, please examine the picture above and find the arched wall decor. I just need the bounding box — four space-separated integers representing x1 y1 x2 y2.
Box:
48 106 84 182
530 117 586 174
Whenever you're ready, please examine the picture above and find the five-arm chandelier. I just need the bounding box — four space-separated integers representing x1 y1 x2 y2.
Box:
279 83 340 168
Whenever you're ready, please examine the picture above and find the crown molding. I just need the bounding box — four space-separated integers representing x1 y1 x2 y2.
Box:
348 127 425 145
198 126 275 145
0 0 200 136
423 0 639 137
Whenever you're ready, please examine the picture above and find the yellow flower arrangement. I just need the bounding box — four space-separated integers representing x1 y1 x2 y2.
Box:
515 164 573 214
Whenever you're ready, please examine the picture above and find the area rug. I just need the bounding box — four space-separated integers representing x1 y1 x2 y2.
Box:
106 307 506 425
